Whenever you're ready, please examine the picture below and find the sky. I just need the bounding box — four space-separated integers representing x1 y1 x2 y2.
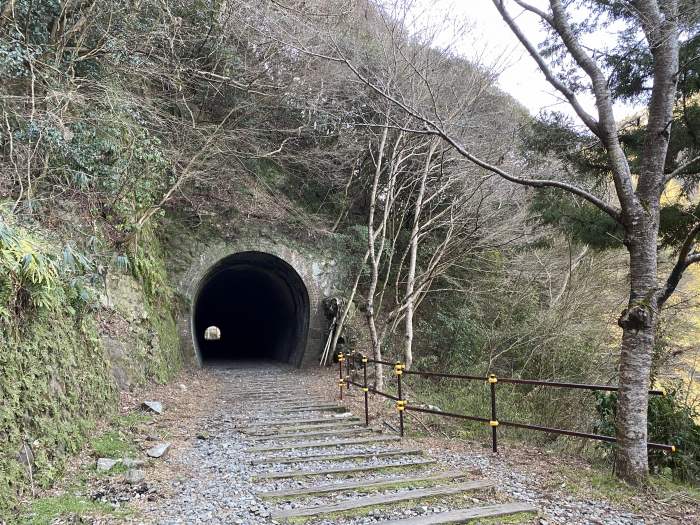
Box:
418 0 639 122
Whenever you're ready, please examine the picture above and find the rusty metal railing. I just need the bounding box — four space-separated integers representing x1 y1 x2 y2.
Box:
334 352 676 454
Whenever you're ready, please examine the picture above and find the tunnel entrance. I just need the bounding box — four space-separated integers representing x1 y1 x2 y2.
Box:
192 251 310 365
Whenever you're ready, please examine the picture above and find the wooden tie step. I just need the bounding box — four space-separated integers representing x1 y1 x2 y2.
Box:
242 420 362 435
271 405 340 413
250 448 424 465
246 427 371 441
255 457 436 480
270 479 495 519
241 416 358 428
256 468 479 498
245 434 399 452
378 502 539 524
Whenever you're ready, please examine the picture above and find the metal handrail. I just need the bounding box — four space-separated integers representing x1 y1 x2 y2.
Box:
336 352 676 454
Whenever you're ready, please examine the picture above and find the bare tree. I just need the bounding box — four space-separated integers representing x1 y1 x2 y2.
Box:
307 0 695 483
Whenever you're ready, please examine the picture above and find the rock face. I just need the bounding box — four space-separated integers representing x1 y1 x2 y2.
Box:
100 273 178 391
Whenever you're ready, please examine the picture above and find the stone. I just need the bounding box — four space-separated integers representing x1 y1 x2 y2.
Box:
146 442 171 458
125 469 146 484
142 400 163 414
97 458 120 471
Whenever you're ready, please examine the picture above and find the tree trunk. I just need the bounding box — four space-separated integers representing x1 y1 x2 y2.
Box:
403 141 436 370
615 225 659 484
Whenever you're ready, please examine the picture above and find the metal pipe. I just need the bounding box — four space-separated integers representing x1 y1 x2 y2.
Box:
397 363 404 437
498 419 675 451
363 356 369 426
338 352 344 401
489 375 497 453
402 368 664 396
403 405 490 423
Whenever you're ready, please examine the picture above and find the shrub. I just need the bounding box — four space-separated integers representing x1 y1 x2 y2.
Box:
594 387 700 484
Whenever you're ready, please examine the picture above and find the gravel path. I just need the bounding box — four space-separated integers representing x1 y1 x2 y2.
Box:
116 363 534 524
103 363 697 525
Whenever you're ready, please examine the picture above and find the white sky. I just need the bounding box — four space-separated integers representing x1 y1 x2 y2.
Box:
417 0 639 122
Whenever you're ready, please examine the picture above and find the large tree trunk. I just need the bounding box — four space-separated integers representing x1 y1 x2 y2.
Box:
615 224 659 484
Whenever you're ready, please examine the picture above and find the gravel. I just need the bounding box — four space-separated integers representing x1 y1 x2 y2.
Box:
122 364 656 524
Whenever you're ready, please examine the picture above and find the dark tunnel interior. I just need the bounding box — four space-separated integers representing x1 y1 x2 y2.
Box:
192 252 309 365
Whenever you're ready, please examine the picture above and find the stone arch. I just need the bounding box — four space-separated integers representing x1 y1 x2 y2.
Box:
177 240 333 367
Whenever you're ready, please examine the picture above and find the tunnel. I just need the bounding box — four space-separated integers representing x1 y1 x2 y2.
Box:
192 251 310 365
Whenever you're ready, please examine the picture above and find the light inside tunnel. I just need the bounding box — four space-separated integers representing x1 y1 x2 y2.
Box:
192 252 310 365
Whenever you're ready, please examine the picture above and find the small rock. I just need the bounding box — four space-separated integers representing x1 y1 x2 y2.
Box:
179 384 187 391
125 469 146 484
142 401 163 414
145 434 159 441
196 432 210 440
146 442 171 458
97 458 120 471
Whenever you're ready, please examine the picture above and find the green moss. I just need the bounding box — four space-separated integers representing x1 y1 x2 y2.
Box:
130 227 183 384
0 220 183 517
0 307 116 515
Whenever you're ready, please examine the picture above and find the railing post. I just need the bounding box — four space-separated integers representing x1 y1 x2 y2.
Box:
338 352 345 401
395 362 406 437
346 351 352 392
488 374 498 453
362 355 369 426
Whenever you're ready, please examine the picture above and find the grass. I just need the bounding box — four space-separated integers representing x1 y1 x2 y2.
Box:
556 464 700 508
114 411 152 430
90 430 136 459
22 494 114 525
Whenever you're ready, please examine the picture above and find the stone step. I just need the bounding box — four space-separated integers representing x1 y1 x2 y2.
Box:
378 502 539 524
246 427 371 441
256 468 479 498
245 434 400 452
251 448 424 465
256 457 436 480
270 480 495 519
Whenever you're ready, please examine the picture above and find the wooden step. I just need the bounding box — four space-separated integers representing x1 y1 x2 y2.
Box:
243 421 362 435
379 502 538 524
270 480 495 519
246 427 371 441
246 435 399 452
257 468 479 498
241 416 358 428
271 405 340 413
251 448 424 465
256 457 436 480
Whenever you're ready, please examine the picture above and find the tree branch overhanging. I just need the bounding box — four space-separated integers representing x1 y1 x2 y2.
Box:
297 41 622 223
